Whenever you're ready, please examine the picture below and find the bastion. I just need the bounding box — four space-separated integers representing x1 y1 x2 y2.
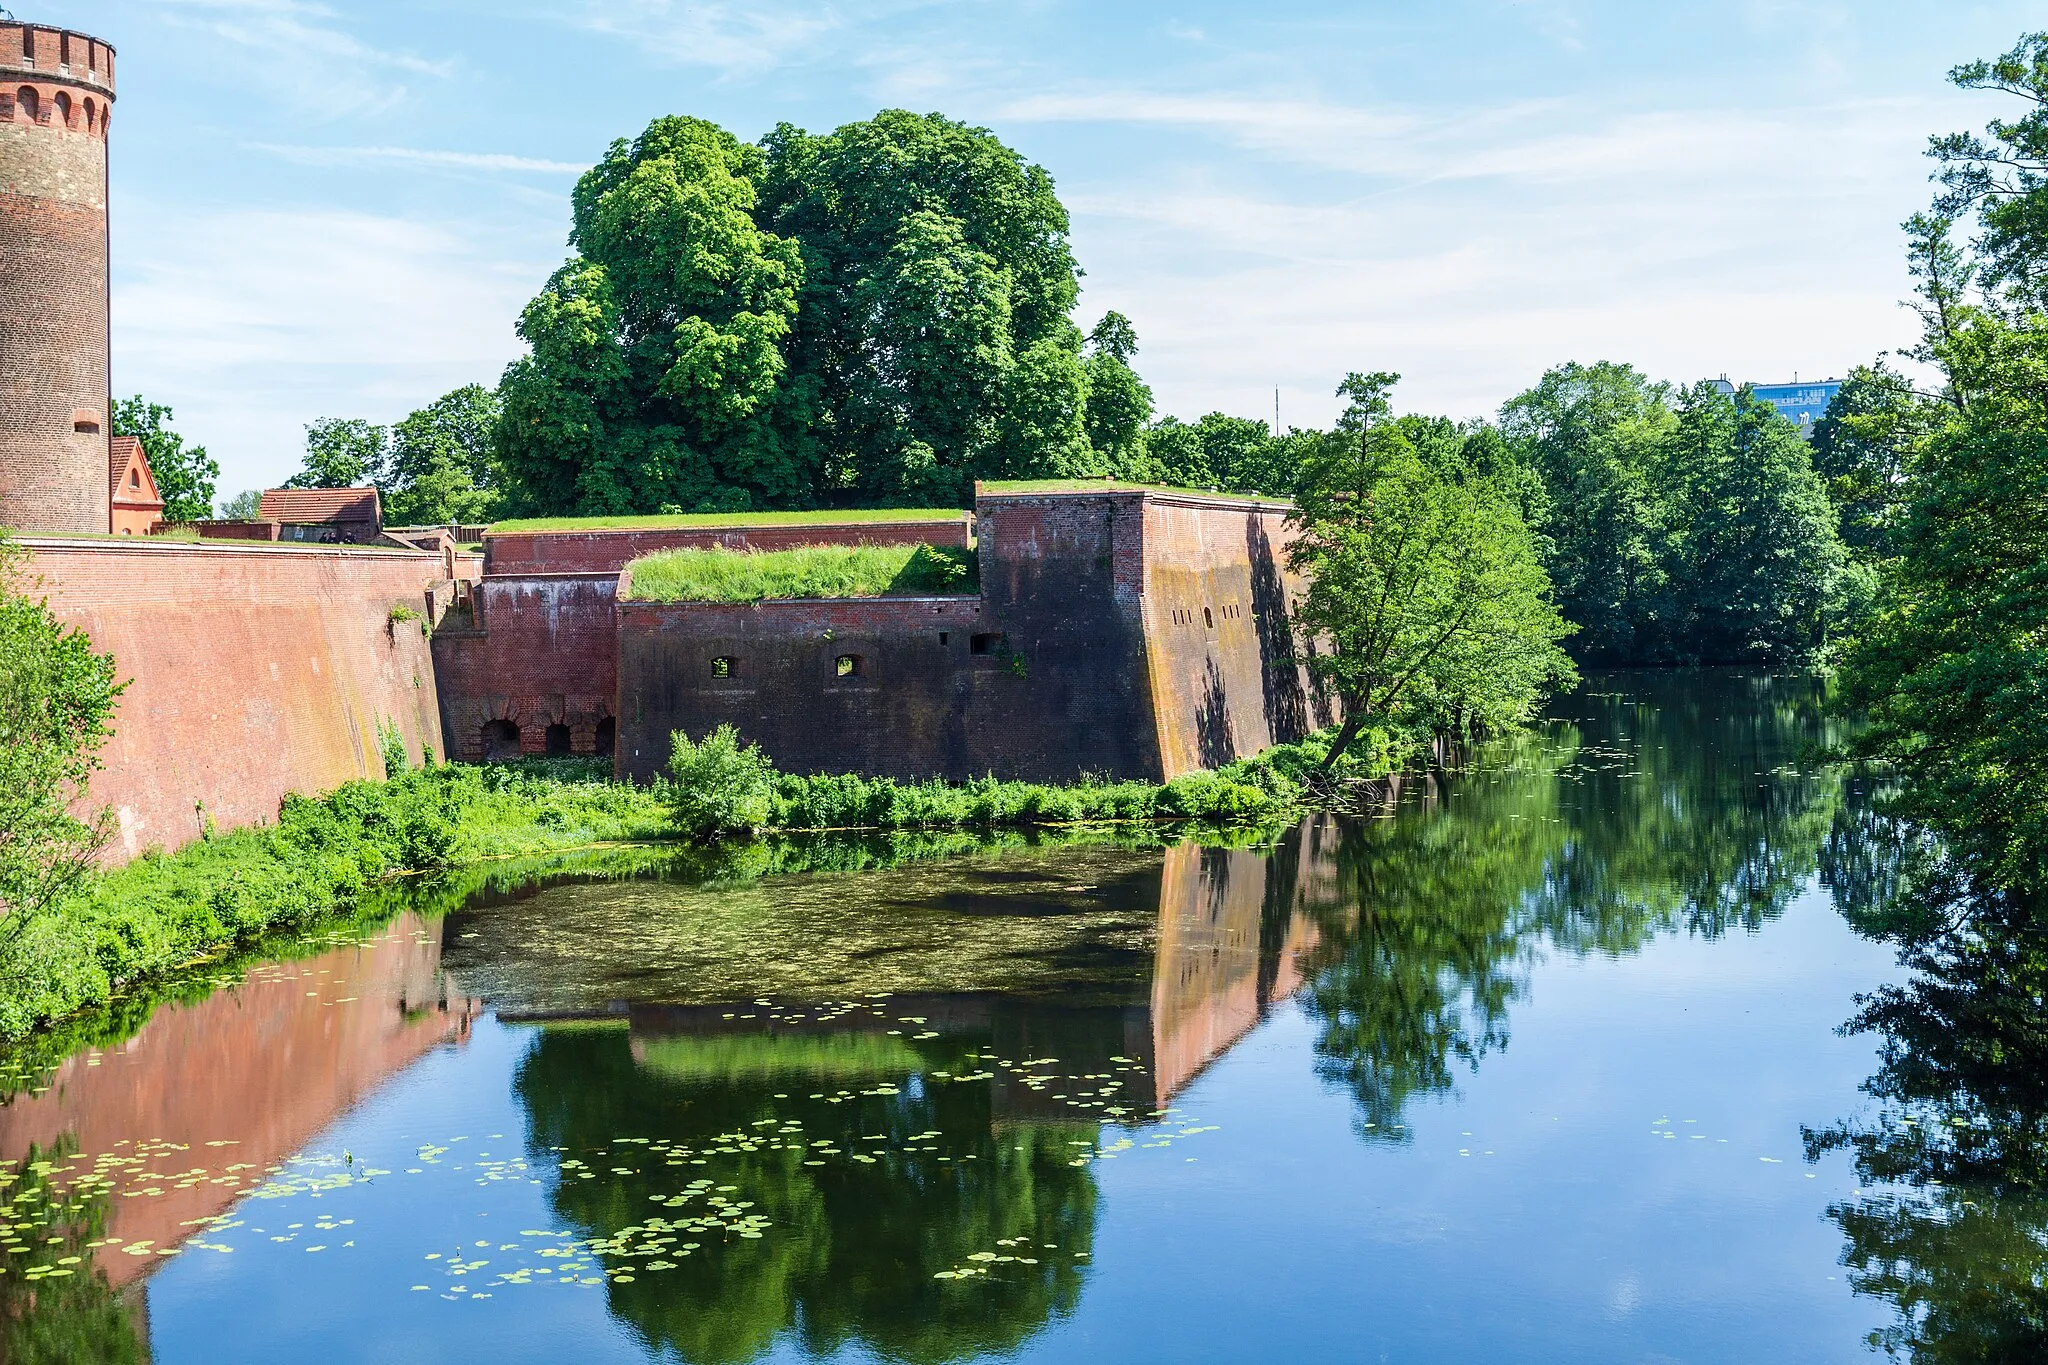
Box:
432 484 1332 784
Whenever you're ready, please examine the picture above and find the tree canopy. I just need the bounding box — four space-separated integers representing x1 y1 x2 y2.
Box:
1286 372 1576 768
110 396 217 523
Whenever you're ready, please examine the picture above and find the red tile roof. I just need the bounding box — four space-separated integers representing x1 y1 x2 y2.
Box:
258 487 382 525
109 436 163 509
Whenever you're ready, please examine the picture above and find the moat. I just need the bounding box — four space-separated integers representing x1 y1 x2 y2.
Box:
0 672 1978 1361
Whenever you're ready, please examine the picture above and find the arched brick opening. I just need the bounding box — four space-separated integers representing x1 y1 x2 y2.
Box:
594 717 616 757
16 88 37 123
544 722 572 757
481 718 521 761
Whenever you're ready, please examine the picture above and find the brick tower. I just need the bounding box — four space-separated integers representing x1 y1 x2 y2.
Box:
0 22 115 534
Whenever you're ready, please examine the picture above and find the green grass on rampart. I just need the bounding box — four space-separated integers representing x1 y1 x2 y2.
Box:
490 508 969 534
622 543 977 603
977 479 1288 503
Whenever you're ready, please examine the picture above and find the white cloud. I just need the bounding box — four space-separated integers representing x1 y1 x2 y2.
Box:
561 0 959 77
253 144 589 174
155 0 456 118
111 205 541 491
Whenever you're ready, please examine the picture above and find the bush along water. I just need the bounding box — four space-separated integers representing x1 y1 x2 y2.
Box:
661 721 1429 840
0 721 1429 1041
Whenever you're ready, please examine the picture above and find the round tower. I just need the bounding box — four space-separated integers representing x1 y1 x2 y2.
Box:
0 21 115 534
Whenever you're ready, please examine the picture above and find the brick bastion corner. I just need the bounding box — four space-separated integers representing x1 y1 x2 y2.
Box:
20 536 477 863
603 486 1336 785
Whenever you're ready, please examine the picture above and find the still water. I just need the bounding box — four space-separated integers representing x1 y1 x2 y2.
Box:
0 673 1993 1361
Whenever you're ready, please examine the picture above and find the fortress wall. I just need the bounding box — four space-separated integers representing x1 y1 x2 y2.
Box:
615 594 991 781
432 573 619 760
1136 495 1327 777
19 539 462 860
968 490 1163 779
485 516 970 576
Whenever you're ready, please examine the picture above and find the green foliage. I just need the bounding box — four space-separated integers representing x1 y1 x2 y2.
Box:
497 109 1096 512
0 762 671 1039
1810 361 1936 554
1497 361 1676 660
1144 412 1311 496
1081 311 1153 471
385 384 504 525
665 726 779 839
1662 382 1857 663
110 395 218 523
216 488 262 520
377 718 410 778
1928 32 2048 313
1837 36 2048 895
1288 371 1576 768
0 538 123 970
625 543 976 603
498 117 809 516
287 417 386 489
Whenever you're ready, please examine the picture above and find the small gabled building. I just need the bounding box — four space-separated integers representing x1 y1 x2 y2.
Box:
108 436 165 536
257 487 383 544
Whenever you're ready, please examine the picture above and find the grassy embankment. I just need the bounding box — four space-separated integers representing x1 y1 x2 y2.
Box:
622 543 977 602
0 712 1427 1042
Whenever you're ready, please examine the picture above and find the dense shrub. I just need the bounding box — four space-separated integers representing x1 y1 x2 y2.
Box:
666 726 779 838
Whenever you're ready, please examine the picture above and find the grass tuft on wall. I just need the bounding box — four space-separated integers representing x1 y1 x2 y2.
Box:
622 543 977 604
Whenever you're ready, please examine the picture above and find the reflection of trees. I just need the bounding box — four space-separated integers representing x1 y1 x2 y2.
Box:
514 1022 1099 1365
1805 887 2048 1361
1296 670 1848 1137
0 1142 146 1365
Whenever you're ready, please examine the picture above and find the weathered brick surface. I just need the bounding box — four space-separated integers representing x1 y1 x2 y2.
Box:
612 490 1327 782
0 25 116 535
1136 494 1333 775
432 574 621 760
21 539 461 861
485 517 970 576
616 594 996 780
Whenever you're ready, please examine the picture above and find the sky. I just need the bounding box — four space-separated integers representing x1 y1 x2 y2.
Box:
40 0 2045 495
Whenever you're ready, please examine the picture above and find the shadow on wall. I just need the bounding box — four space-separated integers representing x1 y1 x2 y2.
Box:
1196 658 1236 769
1247 519 1310 741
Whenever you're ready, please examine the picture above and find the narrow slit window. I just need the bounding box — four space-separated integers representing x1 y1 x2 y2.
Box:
938 632 949 646
711 655 734 679
1203 606 1215 629
835 654 863 678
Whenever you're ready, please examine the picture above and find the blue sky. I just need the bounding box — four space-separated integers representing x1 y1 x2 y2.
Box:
45 0 2042 494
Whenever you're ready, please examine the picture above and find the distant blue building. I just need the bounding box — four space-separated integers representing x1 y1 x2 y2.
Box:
1709 375 1843 439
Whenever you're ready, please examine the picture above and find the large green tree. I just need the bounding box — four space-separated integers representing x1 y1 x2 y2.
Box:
384 384 504 525
109 396 217 523
1810 361 1937 555
286 417 386 490
1838 35 2048 894
1497 361 1675 662
497 117 810 515
1661 382 1857 663
1080 311 1152 472
758 110 1089 503
1286 372 1576 768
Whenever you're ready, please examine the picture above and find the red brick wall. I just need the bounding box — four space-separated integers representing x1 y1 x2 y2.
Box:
432 573 620 760
0 29 116 535
615 594 995 780
21 539 459 861
1135 494 1332 777
484 516 970 576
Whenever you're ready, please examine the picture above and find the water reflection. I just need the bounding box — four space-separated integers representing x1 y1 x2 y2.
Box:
0 669 1918 1363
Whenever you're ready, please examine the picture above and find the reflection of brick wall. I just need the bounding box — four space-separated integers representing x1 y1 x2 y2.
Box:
0 26 118 534
484 517 970 576
21 539 468 860
0 914 479 1288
